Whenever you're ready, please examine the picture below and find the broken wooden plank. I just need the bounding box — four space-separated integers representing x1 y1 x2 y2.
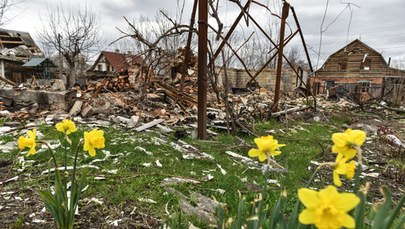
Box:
271 105 310 117
135 118 165 132
0 76 16 86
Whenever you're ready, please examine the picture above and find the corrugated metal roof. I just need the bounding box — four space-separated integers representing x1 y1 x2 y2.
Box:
22 57 56 67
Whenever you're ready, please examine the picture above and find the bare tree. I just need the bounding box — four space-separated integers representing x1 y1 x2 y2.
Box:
0 0 20 26
115 10 192 79
38 3 101 87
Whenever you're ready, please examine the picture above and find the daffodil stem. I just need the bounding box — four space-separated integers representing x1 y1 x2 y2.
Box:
71 140 82 190
64 140 67 172
355 146 363 166
306 164 324 187
266 152 286 171
267 152 271 166
353 146 363 194
39 141 59 169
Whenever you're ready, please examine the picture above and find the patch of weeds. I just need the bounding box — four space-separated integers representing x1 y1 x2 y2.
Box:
0 134 15 144
253 118 280 133
329 113 352 127
0 117 8 126
10 213 24 229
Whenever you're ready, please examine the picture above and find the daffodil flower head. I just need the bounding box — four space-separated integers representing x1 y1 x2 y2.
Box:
18 129 37 156
333 154 356 187
55 119 77 135
298 185 360 229
332 129 366 160
248 135 286 162
83 128 105 157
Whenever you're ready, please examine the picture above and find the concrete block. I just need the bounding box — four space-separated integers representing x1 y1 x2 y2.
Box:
52 79 66 91
81 104 95 117
69 100 83 116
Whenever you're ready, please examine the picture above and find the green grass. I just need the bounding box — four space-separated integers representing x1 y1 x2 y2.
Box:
0 115 363 227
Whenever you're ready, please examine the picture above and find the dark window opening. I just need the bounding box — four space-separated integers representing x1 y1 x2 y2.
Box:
359 81 370 92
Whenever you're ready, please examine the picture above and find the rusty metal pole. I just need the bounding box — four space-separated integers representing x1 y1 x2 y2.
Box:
272 1 290 112
198 0 208 140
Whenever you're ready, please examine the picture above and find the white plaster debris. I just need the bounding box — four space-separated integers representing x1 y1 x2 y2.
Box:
130 206 137 215
0 141 16 152
41 165 100 175
363 172 380 178
161 177 201 185
205 174 214 181
216 164 227 175
0 126 13 135
32 219 47 224
0 175 18 185
152 137 167 145
134 146 153 156
266 179 280 186
107 218 123 227
142 162 152 167
156 160 163 167
94 176 106 180
386 134 405 148
87 197 104 205
105 169 118 174
138 197 157 204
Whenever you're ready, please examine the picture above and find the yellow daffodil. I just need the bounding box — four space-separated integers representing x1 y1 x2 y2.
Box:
55 119 77 135
248 135 285 162
332 129 366 160
333 154 356 187
83 129 105 157
298 185 360 229
18 129 37 156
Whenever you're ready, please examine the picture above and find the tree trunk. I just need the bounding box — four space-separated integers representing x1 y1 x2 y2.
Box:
67 67 76 88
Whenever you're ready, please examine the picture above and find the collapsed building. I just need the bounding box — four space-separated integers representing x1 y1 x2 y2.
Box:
311 39 405 104
0 28 45 84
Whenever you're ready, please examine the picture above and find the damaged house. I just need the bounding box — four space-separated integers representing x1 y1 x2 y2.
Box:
0 28 44 84
88 51 144 77
310 39 405 104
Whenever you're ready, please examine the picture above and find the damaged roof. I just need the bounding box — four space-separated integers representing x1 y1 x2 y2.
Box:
0 28 43 62
90 51 143 73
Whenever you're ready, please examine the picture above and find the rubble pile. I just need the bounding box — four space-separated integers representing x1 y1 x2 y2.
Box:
0 67 403 136
86 75 131 93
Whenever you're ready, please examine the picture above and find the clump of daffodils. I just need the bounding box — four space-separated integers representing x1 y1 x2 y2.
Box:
331 128 366 187
17 119 105 229
246 129 368 229
297 128 366 228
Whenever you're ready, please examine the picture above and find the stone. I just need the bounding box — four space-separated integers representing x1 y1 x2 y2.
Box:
52 79 66 91
69 100 83 116
81 104 95 117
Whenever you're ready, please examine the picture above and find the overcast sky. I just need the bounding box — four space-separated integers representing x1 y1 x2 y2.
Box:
3 0 405 69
